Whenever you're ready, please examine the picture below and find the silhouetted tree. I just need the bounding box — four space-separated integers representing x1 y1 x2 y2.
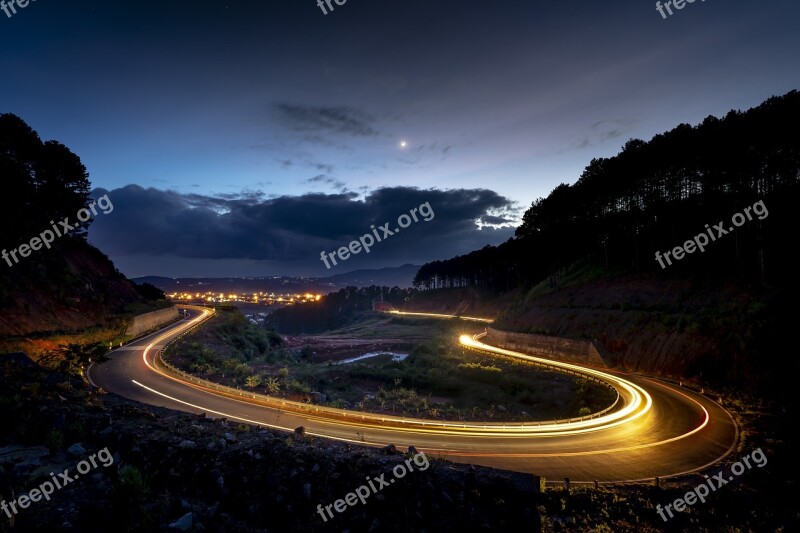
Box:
413 91 800 291
0 114 93 249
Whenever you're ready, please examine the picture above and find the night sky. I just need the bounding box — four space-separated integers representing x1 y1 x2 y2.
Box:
2 1 798 276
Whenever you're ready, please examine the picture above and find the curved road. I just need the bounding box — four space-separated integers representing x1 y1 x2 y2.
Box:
88 307 737 482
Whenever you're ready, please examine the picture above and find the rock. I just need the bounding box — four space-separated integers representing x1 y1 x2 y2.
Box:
442 491 453 503
67 443 86 456
178 440 197 449
408 445 419 456
307 392 327 403
382 443 397 455
312 463 320 473
294 426 306 436
223 432 236 443
168 512 193 531
216 475 224 489
0 445 49 463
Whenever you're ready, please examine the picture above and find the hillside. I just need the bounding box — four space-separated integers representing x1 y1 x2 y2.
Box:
493 266 782 390
0 114 166 348
410 91 800 396
0 239 147 337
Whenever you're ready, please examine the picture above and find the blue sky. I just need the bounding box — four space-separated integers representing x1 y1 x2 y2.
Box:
2 0 798 276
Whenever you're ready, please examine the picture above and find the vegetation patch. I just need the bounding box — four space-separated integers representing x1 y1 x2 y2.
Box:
166 309 616 422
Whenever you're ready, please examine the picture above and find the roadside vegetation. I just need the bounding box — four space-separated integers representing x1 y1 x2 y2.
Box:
165 309 616 422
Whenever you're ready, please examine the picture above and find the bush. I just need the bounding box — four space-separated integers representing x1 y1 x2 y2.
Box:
299 346 314 360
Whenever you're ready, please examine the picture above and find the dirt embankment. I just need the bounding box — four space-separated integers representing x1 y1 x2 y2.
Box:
403 287 520 320
0 239 143 337
283 331 413 363
493 274 766 386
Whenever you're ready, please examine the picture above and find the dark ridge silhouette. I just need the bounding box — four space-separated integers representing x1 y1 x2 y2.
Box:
414 91 800 291
0 116 164 339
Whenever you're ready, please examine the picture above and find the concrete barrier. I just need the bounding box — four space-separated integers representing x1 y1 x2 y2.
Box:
125 306 180 337
484 328 609 367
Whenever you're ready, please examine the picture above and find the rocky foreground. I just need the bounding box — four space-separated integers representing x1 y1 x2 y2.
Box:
0 355 541 532
2 353 795 532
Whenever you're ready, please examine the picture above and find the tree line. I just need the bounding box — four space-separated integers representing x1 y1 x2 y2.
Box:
0 114 95 250
414 91 800 291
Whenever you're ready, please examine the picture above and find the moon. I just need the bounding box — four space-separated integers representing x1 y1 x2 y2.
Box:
399 140 407 148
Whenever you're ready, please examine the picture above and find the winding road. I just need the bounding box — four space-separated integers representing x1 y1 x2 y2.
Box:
88 307 737 483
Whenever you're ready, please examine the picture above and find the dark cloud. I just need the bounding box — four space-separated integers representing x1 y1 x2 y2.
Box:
275 157 335 175
479 214 514 227
274 103 379 137
181 190 267 211
305 175 348 192
313 162 335 173
397 142 454 165
572 118 639 150
89 185 518 275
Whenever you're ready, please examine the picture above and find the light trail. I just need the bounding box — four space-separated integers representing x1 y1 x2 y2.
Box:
388 310 494 323
88 307 737 481
137 308 654 438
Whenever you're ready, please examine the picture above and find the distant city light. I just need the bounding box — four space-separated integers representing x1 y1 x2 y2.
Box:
166 290 322 306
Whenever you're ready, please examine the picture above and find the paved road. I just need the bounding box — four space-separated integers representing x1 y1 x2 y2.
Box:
88 307 737 482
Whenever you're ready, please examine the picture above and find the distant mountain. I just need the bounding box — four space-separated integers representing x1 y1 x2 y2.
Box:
322 264 420 288
133 264 420 295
